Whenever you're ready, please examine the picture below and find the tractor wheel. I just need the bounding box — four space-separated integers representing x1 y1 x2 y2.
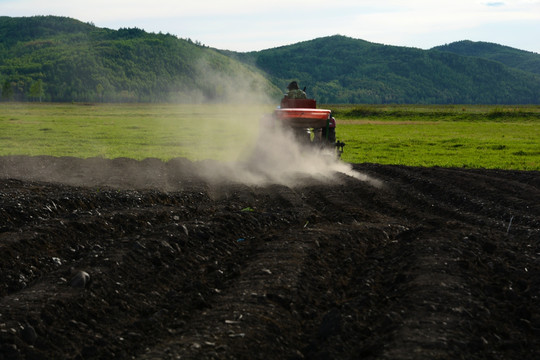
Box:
322 127 336 143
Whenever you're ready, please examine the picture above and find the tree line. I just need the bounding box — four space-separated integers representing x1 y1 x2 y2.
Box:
0 16 277 103
246 35 540 104
1 16 540 104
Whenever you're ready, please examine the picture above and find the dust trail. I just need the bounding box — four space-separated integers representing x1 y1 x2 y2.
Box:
165 61 381 188
196 122 383 188
0 67 379 190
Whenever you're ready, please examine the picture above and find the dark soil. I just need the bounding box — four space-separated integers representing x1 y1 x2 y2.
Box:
0 155 539 359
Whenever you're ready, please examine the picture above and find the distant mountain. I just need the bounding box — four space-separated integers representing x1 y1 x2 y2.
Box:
1 16 539 104
0 16 279 102
241 35 540 104
432 40 540 76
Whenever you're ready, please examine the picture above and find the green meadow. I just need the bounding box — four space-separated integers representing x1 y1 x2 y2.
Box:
0 102 538 170
0 103 264 161
332 104 540 170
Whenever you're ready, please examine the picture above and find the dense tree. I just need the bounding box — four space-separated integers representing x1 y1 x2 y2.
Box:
1 79 13 100
433 40 540 75
0 16 279 103
28 79 44 101
1 17 539 104
243 35 540 104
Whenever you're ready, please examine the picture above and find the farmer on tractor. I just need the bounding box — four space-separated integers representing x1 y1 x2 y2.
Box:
285 81 307 99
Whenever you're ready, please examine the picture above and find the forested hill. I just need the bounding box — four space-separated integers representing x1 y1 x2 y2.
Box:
242 35 540 104
432 40 540 76
1 16 540 104
0 16 279 102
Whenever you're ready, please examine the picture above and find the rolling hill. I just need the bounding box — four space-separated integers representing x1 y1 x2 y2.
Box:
0 16 280 103
241 35 540 104
432 40 540 76
1 16 539 104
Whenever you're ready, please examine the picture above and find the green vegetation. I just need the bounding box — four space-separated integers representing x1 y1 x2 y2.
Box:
338 121 538 170
0 103 538 170
330 104 540 122
0 17 538 170
333 105 540 170
245 35 540 104
2 17 540 105
433 40 540 76
0 103 267 161
0 16 279 103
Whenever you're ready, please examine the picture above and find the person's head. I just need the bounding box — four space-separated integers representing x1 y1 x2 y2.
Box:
287 81 299 90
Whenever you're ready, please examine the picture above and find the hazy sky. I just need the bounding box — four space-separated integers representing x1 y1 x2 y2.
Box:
2 0 539 53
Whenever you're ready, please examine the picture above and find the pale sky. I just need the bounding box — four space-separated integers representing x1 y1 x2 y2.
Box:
1 0 540 54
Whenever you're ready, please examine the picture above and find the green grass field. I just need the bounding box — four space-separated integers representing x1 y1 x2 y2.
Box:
1 102 538 170
0 103 265 161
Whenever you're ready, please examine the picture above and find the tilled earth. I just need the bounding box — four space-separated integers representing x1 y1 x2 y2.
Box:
0 155 539 359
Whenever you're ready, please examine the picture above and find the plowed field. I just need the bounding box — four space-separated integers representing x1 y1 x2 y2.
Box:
1 155 539 359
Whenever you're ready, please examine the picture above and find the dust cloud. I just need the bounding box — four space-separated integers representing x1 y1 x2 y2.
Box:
190 56 278 104
195 121 382 188
167 62 382 188
0 61 381 190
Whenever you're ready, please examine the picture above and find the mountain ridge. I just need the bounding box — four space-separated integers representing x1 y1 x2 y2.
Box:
239 35 540 103
432 40 540 75
1 16 539 104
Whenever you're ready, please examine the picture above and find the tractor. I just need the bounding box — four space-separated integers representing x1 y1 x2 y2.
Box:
266 94 345 158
